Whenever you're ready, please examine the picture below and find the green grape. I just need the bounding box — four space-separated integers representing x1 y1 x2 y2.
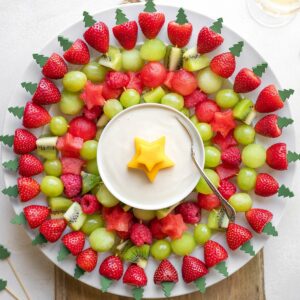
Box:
50 116 68 136
229 193 253 212
171 232 196 256
242 144 266 168
195 123 213 142
197 67 223 94
140 39 167 61
194 224 212 245
216 89 240 108
81 62 107 82
180 107 190 117
234 124 256 145
82 214 104 235
44 159 62 177
161 93 184 110
96 183 119 207
89 228 115 252
204 140 212 146
196 169 220 194
40 176 64 197
103 99 123 119
62 71 87 92
59 91 84 115
122 49 144 71
133 208 156 221
85 159 99 175
237 168 257 191
120 89 141 108
151 240 172 260
143 86 165 103
80 140 98 160
190 115 199 126
204 146 221 168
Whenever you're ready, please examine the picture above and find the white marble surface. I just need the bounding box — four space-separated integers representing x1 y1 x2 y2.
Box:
0 0 299 299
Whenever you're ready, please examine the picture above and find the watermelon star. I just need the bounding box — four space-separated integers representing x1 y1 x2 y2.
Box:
211 110 236 138
80 81 105 110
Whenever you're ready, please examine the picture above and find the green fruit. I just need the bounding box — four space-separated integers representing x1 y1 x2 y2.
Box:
59 91 84 115
143 86 166 103
40 176 64 197
133 208 156 221
81 214 104 235
151 240 172 260
81 62 107 82
171 232 196 256
207 209 229 230
89 228 115 252
96 183 119 207
81 172 101 195
123 245 150 269
190 115 199 126
80 140 98 160
164 46 183 71
204 146 221 168
197 67 223 94
48 197 72 212
85 159 99 175
229 193 253 212
44 159 62 177
196 169 220 194
216 89 240 108
161 93 184 110
183 47 210 72
122 49 144 71
237 168 257 191
99 46 122 71
103 99 123 119
120 89 140 108
233 98 253 121
194 224 212 245
64 202 87 231
180 107 190 117
195 123 213 142
140 39 166 61
234 124 256 145
242 144 266 168
63 71 87 92
50 116 68 136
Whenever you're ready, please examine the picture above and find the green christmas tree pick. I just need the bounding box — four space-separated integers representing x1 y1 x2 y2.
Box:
0 279 19 300
210 18 223 33
83 11 96 28
144 0 156 13
115 9 129 25
252 63 268 77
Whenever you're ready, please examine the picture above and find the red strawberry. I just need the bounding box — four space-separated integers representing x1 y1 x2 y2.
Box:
197 194 221 211
182 255 208 284
255 114 281 138
130 223 152 246
76 248 98 272
218 180 236 200
84 21 109 53
62 231 85 256
154 259 178 284
167 8 192 48
105 71 129 89
216 164 239 180
99 255 123 280
197 27 224 54
113 9 138 50
226 223 253 250
39 219 67 243
245 208 273 233
19 154 44 177
212 130 237 151
23 102 51 129
32 78 61 105
233 68 261 93
123 264 147 287
221 146 241 167
17 177 40 202
80 81 105 110
204 240 228 268
266 143 288 170
63 39 90 65
255 85 284 113
184 89 207 108
68 116 97 141
210 52 235 78
61 174 82 198
13 129 37 155
23 205 49 229
42 53 68 79
195 100 220 123
211 110 236 138
255 173 279 197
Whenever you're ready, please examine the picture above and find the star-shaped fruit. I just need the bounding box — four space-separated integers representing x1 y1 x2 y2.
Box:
128 137 174 182
80 81 105 110
211 110 236 138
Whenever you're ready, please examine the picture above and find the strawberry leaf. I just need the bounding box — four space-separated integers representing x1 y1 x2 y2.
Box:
144 0 156 13
210 18 223 34
21 82 37 95
215 261 228 277
32 233 47 246
287 151 300 163
2 185 18 197
57 244 70 262
115 8 129 25
32 53 48 67
8 106 24 119
100 276 112 293
278 184 294 198
277 116 294 129
0 135 14 147
263 222 278 236
279 89 294 102
2 158 19 172
229 41 244 57
74 265 85 279
161 282 175 297
194 277 206 294
0 279 7 292
252 63 268 77
58 36 73 51
83 11 96 27
240 240 255 257
176 8 189 25
132 287 144 300
0 244 11 260
10 212 26 225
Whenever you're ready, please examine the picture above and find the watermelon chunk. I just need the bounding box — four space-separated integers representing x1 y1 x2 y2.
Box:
80 81 105 109
61 157 85 175
163 72 174 90
212 130 237 151
216 163 239 180
211 110 236 138
57 133 84 158
160 214 187 240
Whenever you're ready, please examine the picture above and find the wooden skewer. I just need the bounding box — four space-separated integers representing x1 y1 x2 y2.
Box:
5 286 19 300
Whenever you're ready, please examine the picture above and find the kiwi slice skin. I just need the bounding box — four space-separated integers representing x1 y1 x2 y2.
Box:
64 202 87 231
48 197 73 212
182 47 210 72
233 98 254 121
207 209 229 230
98 46 122 71
123 245 150 269
36 136 58 151
164 46 183 71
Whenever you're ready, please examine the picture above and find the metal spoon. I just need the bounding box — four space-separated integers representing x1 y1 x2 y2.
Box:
176 117 236 222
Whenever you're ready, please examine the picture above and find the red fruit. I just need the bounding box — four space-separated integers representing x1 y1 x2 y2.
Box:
216 164 239 180
226 223 252 250
182 255 208 283
266 143 288 170
175 201 201 224
211 110 236 138
168 21 192 48
139 12 165 39
204 240 228 268
83 105 103 121
61 174 82 198
197 194 221 211
154 259 178 284
171 70 197 96
130 223 152 246
123 264 147 287
218 180 236 200
160 214 187 240
68 116 97 141
17 177 40 202
19 154 44 177
245 208 273 233
126 72 143 94
255 85 284 113
32 78 61 105
106 72 129 89
255 114 281 138
221 146 241 167
113 20 138 50
80 81 105 110
62 231 85 256
40 219 67 243
102 83 122 100
57 133 84 158
84 21 109 53
149 218 167 240
99 255 123 280
163 72 174 90
233 68 261 93
184 89 207 108
63 39 90 65
23 102 51 129
140 62 167 88
255 173 279 197
61 157 85 175
197 27 224 54
76 248 98 272
23 205 49 229
42 53 67 79
13 129 37 155
195 100 220 123
212 130 237 151
81 194 101 214
210 52 235 78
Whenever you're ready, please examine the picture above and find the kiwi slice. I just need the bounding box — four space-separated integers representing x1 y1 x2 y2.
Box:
97 114 110 128
183 47 210 72
233 98 254 121
64 202 87 231
123 245 150 269
48 197 73 212
81 171 101 195
207 209 229 230
98 46 122 71
164 46 183 71
36 148 57 160
36 136 58 151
